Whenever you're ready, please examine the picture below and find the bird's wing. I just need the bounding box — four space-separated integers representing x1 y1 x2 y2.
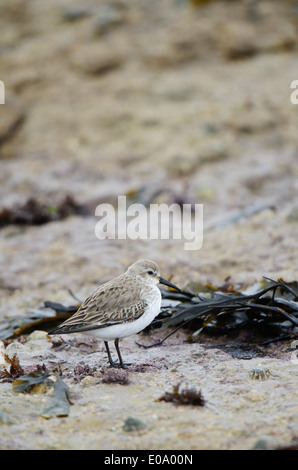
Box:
50 282 148 334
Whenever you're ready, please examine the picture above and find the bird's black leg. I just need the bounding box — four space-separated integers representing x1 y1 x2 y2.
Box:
114 338 131 369
104 341 120 368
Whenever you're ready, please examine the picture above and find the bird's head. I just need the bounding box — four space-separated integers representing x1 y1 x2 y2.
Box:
127 259 181 291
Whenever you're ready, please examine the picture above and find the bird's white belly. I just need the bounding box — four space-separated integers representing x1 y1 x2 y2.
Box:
86 290 161 341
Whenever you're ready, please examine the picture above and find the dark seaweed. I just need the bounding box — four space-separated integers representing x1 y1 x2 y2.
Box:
142 278 298 347
1 278 297 347
157 382 205 407
0 195 90 228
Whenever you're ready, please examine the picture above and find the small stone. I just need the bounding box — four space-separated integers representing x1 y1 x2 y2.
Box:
28 330 49 341
252 436 279 450
26 330 51 352
5 341 26 355
123 416 147 432
81 376 97 387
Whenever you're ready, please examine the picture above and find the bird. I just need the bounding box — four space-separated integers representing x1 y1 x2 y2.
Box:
49 259 181 369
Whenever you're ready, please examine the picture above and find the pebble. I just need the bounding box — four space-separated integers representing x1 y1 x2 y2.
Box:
123 416 147 432
252 436 279 450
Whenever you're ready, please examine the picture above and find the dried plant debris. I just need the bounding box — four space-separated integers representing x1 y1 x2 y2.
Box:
0 195 91 228
41 378 72 419
73 363 97 383
157 382 205 407
0 354 24 382
100 367 131 385
0 300 80 340
0 356 73 419
12 366 52 393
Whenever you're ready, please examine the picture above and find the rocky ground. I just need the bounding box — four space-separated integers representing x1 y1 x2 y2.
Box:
0 0 298 450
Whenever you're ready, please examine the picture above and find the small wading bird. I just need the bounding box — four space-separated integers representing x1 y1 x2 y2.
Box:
50 259 181 368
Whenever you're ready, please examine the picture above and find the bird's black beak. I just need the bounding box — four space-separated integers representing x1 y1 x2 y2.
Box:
159 276 182 292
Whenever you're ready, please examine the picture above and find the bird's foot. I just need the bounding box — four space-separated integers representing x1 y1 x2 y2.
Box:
108 360 132 369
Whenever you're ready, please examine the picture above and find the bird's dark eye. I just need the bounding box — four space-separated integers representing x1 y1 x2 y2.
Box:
147 270 154 275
